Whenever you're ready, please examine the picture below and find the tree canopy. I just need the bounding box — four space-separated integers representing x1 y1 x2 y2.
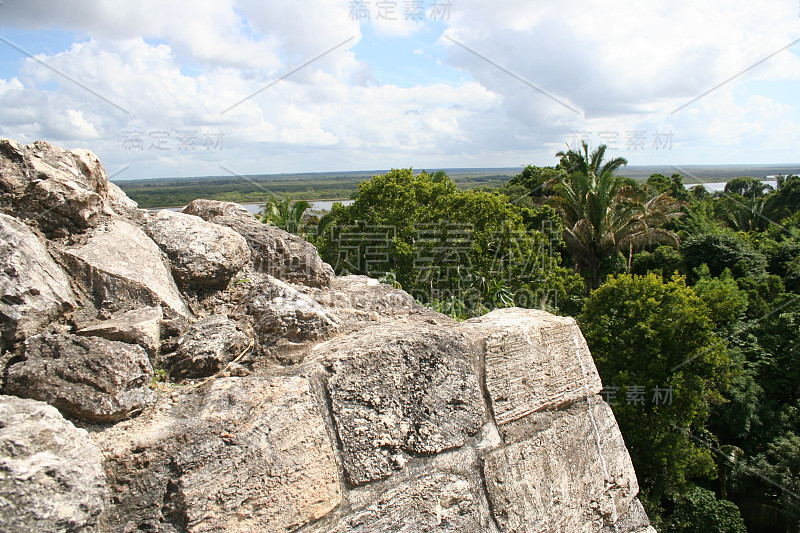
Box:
580 273 732 509
314 168 582 317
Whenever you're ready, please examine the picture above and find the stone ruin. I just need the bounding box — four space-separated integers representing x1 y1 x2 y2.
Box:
0 139 655 532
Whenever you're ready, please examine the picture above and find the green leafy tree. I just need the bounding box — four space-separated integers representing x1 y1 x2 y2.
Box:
714 289 800 529
754 216 800 291
507 165 564 201
550 142 632 290
555 140 629 179
737 274 786 319
692 266 748 332
667 485 746 533
724 177 771 198
768 175 800 221
744 433 800 526
717 193 771 232
579 273 732 509
647 173 672 194
622 189 683 271
315 169 572 315
647 173 689 201
681 233 767 280
688 184 711 203
631 245 685 278
672 199 724 237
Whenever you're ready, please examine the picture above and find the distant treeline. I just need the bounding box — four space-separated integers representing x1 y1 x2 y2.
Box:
115 172 517 208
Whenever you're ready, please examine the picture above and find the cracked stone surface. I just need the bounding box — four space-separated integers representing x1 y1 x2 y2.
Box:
462 308 602 432
62 218 190 317
483 398 638 533
96 375 341 533
143 210 250 291
5 333 153 422
0 213 75 352
163 314 251 379
77 306 163 358
0 395 105 532
182 199 334 288
320 322 485 485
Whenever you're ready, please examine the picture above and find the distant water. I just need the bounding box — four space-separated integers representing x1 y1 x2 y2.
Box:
149 178 786 213
684 179 777 192
307 199 355 212
149 199 354 214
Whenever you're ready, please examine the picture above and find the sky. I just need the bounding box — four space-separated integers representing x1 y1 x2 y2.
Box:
0 0 798 180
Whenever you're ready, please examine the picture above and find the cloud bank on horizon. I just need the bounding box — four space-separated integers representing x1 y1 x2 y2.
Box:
0 0 798 179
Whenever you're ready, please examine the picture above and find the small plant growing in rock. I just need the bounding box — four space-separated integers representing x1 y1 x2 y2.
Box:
149 368 168 389
377 272 402 290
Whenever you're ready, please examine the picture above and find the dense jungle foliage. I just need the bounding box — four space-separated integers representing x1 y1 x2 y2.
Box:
285 144 800 532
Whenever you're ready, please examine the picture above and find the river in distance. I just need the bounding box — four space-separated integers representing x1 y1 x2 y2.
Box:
150 178 784 213
150 199 354 214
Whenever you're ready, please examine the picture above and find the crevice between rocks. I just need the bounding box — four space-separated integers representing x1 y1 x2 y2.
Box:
473 335 499 429
161 458 188 533
471 335 504 532
307 365 352 503
1 353 25 391
478 456 504 532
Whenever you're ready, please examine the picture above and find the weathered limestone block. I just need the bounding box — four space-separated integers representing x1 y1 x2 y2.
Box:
319 471 492 532
601 498 654 533
70 148 111 195
462 308 602 431
143 210 250 291
0 395 105 532
304 440 499 533
98 375 341 533
0 139 118 234
314 275 417 313
0 213 75 352
63 218 190 317
106 181 138 215
5 333 153 422
32 178 102 230
483 399 639 533
239 276 338 360
0 138 28 195
164 314 252 379
77 306 163 358
182 199 334 288
320 323 485 485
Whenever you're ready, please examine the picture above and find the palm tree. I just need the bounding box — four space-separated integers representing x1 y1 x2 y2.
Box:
556 141 629 184
622 189 682 271
550 142 679 291
257 198 311 235
719 194 770 233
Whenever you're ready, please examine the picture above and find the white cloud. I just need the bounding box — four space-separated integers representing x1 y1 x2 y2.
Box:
437 0 800 165
443 0 800 114
0 0 797 178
